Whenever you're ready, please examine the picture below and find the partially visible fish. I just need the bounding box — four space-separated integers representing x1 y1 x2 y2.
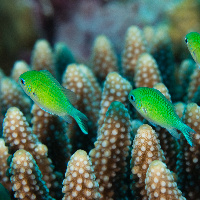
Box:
19 70 88 134
128 87 195 146
185 32 200 68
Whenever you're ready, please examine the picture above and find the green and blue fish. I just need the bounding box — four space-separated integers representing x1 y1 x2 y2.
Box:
185 32 200 68
19 70 88 134
128 87 195 146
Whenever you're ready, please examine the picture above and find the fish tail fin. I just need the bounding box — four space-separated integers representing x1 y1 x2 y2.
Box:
72 108 88 134
179 123 196 146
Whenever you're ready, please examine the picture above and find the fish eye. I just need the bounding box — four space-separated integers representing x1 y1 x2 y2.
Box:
130 95 135 101
20 78 25 85
185 38 188 44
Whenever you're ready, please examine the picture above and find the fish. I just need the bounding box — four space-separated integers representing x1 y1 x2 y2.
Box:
185 32 200 68
19 70 88 134
128 87 195 146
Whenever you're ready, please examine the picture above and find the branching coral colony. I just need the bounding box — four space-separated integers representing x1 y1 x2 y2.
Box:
1 24 200 200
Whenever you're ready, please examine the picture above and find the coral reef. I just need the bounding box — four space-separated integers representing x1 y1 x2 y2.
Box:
62 149 100 200
0 10 199 198
145 160 186 199
131 124 165 199
90 101 132 199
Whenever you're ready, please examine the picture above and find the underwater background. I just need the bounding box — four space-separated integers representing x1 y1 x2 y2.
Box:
1 0 200 199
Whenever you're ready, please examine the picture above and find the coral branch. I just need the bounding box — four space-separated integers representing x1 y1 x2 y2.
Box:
131 124 165 199
90 101 132 199
145 160 186 200
10 149 55 200
62 149 100 200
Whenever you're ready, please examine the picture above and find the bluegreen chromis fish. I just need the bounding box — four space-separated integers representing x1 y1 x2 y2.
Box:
185 32 200 68
19 70 88 134
128 87 195 146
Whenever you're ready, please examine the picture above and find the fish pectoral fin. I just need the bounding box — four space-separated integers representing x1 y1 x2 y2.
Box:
62 88 77 105
167 128 180 139
40 70 77 104
61 114 73 124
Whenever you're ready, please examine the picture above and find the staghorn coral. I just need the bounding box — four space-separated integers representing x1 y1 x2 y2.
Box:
90 35 118 82
1 20 199 199
98 72 132 132
150 26 175 100
122 25 147 82
54 42 75 81
0 138 12 191
153 83 171 102
131 124 165 200
2 107 61 198
31 103 71 174
176 103 200 199
0 77 31 117
90 101 132 200
31 39 57 78
62 149 100 200
187 67 200 102
62 63 101 151
145 160 186 200
134 53 162 88
153 83 179 172
176 59 195 97
10 149 55 200
11 61 30 83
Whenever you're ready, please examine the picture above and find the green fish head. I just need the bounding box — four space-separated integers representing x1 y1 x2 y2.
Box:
19 70 39 99
185 32 200 66
128 89 143 110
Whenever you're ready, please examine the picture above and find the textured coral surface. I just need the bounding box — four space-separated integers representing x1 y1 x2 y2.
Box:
1 1 200 198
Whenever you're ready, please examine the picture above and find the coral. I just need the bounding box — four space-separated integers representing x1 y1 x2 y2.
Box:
11 61 30 83
2 107 61 198
62 150 100 200
0 77 31 116
0 183 11 200
0 138 12 191
98 72 132 132
175 59 195 100
176 103 200 199
131 124 165 199
122 25 147 82
1 18 199 199
145 160 186 200
31 39 57 77
153 83 171 102
90 101 132 200
62 63 101 151
10 149 55 200
31 103 71 174
153 83 179 172
90 35 118 82
150 26 175 100
134 53 162 88
55 0 171 62
187 67 200 102
54 42 75 81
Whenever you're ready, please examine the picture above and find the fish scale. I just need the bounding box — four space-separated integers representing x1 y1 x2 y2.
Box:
185 32 200 68
128 87 195 146
19 70 88 134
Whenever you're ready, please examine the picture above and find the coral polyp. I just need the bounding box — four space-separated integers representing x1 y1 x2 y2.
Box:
1 1 200 198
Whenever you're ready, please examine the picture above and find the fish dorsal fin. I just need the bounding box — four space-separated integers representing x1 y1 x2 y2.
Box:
40 70 77 104
40 70 54 78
